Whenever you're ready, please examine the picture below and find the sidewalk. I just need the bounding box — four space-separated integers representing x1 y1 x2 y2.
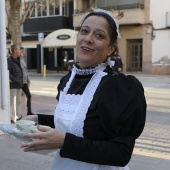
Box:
0 71 170 170
0 134 53 170
0 89 55 170
28 69 68 77
28 69 170 77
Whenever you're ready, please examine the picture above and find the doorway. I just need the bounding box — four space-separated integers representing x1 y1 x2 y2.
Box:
127 39 143 71
27 48 37 69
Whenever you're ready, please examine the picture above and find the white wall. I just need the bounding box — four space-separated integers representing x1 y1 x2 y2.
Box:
152 30 170 63
150 0 170 64
150 0 170 28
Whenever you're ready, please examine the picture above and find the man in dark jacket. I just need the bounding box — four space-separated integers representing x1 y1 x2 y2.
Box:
113 54 123 73
8 45 23 123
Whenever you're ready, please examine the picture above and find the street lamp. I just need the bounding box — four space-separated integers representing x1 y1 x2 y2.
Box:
0 0 10 123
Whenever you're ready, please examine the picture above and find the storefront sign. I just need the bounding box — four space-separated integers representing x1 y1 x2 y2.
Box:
57 35 70 40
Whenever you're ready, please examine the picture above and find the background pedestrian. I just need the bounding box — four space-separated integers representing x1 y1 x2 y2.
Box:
20 47 34 115
110 46 123 73
7 45 23 123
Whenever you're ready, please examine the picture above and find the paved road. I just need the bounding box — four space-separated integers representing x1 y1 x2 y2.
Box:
1 73 170 170
128 74 170 170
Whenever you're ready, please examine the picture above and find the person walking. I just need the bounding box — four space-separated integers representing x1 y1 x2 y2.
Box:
20 47 34 115
7 45 23 123
110 46 123 73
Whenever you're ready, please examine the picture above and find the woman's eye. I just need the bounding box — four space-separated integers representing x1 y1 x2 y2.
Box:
96 34 103 39
80 29 88 34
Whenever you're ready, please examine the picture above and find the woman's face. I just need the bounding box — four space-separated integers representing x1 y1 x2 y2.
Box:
76 15 114 68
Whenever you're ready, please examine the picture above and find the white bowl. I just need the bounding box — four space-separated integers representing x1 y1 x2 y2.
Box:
16 120 36 132
29 125 51 133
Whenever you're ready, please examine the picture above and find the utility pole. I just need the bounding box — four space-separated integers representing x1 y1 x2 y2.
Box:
0 0 10 123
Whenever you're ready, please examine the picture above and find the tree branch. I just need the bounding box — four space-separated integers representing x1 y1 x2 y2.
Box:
5 1 11 35
20 0 36 26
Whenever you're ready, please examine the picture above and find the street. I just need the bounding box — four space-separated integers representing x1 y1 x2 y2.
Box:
21 75 61 117
128 74 170 170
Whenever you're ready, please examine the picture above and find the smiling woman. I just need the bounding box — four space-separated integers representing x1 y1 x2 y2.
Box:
21 8 146 170
76 16 114 68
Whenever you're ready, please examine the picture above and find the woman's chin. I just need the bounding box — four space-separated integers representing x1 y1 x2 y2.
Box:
79 60 92 68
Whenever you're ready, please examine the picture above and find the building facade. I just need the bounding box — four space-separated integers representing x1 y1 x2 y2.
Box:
73 0 170 74
6 0 170 74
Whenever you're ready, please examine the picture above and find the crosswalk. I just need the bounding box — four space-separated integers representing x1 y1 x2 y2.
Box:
134 135 170 159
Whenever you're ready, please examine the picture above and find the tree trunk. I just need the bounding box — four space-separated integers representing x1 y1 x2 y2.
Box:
9 0 22 46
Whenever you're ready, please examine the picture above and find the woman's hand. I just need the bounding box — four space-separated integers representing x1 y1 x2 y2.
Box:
118 68 122 72
21 126 65 152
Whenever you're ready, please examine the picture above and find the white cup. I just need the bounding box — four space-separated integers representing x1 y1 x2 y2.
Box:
16 120 36 132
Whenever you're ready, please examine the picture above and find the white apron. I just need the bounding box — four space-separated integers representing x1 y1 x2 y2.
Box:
51 65 129 170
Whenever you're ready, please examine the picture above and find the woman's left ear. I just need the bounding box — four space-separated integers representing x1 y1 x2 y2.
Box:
108 46 115 56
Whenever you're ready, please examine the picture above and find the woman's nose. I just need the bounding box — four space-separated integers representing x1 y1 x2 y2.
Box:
84 33 93 44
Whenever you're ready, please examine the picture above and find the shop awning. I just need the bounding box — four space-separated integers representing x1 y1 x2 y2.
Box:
42 29 77 48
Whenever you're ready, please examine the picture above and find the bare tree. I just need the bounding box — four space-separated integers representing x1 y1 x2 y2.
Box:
6 0 36 46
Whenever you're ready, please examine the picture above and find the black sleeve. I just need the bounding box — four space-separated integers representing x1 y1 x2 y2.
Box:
119 57 123 68
60 74 146 167
117 56 123 68
37 114 54 128
61 133 135 167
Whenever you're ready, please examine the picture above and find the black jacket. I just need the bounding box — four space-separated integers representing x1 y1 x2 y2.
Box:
7 55 23 89
112 55 123 72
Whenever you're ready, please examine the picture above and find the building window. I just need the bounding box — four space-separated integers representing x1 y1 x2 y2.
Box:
62 0 69 16
37 0 47 17
22 0 69 18
49 0 60 16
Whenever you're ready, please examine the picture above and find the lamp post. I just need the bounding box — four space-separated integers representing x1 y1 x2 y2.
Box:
0 0 10 123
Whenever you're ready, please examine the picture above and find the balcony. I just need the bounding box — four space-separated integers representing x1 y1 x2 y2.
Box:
73 1 145 27
115 8 145 25
73 8 145 27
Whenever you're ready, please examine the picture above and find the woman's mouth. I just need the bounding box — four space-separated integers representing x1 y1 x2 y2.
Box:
81 47 94 53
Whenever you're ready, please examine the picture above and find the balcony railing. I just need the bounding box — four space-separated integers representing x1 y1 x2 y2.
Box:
74 2 144 14
102 3 144 11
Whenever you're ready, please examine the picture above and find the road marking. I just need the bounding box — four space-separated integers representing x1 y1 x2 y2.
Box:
134 136 170 160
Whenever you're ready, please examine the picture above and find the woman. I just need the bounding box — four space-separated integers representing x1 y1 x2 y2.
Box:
21 9 146 170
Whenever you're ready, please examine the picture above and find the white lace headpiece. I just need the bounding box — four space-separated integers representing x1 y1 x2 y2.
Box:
78 8 121 39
